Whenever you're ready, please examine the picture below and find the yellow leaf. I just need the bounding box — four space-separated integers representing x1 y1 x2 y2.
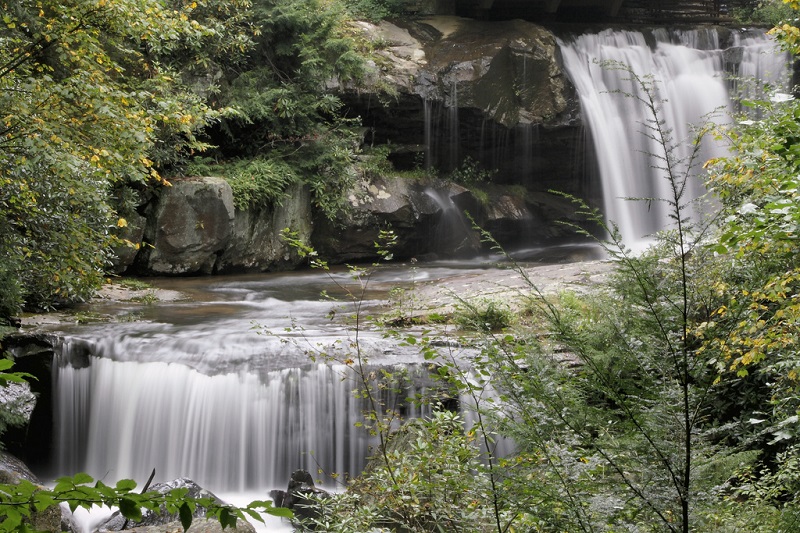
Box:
117 218 128 228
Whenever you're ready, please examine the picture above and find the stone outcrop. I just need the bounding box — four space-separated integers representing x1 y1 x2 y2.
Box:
0 452 63 533
312 176 590 263
342 17 584 192
351 17 577 127
116 174 590 272
140 177 235 275
109 19 590 275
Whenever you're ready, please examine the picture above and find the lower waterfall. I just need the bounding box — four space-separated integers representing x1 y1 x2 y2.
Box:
54 356 432 491
558 28 789 248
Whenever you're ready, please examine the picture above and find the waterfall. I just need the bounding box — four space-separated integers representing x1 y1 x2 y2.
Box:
558 28 789 248
53 350 433 492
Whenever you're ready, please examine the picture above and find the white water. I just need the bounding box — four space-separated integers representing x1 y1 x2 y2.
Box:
54 356 433 491
558 28 789 248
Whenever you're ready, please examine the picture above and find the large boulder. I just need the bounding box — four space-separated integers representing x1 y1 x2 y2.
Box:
217 184 313 273
0 452 62 533
140 177 235 275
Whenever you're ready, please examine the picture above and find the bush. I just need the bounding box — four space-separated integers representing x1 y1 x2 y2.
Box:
302 410 499 533
454 298 514 332
187 157 300 210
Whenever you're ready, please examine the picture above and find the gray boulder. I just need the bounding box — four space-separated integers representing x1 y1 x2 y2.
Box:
217 184 313 273
141 177 235 275
0 452 62 533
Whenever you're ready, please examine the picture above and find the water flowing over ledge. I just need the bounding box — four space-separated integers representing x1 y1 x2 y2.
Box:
54 358 434 491
558 27 789 249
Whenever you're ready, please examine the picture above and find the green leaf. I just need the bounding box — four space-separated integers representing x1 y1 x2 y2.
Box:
72 473 94 485
119 496 143 522
265 506 294 518
219 507 237 529
115 479 137 492
1 508 23 531
179 502 193 531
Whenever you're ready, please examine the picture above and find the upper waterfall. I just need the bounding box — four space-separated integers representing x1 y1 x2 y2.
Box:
558 28 789 249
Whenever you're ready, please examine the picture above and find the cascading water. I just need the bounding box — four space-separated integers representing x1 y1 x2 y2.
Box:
558 28 789 248
43 268 442 496
54 355 430 491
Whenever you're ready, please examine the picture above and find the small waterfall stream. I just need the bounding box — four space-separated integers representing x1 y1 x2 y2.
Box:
558 28 789 248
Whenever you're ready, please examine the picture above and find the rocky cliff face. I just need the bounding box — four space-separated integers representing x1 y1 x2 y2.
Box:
341 17 584 192
115 19 589 274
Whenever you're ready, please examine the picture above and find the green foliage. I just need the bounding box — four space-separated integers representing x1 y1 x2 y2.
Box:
0 472 291 532
187 156 299 210
0 0 252 315
454 298 514 332
343 0 406 21
302 410 498 532
448 156 496 187
198 0 370 219
732 0 796 25
356 144 395 178
697 80 800 496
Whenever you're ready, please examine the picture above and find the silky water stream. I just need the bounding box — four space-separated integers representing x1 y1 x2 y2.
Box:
558 27 789 249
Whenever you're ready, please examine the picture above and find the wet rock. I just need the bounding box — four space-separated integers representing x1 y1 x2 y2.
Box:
312 177 482 262
0 452 62 533
269 470 330 526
